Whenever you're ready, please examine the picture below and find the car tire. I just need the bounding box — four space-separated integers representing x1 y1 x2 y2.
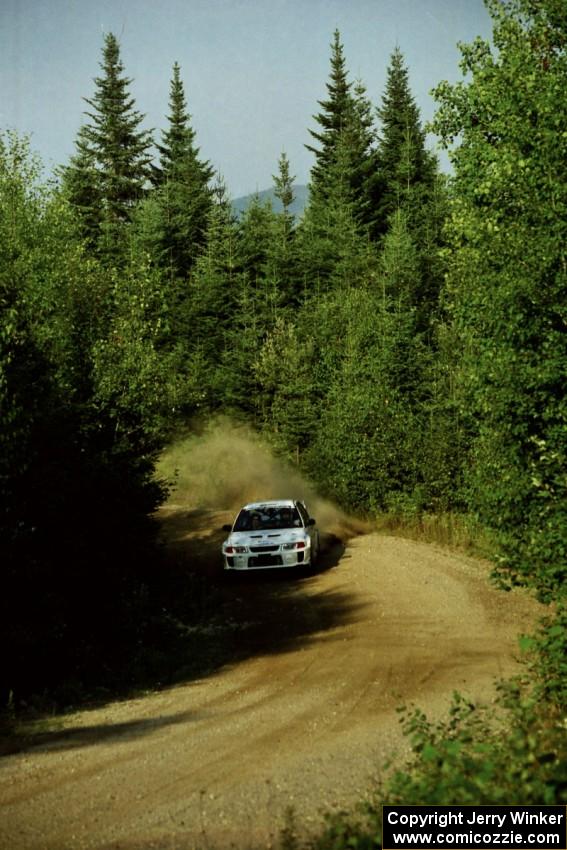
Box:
311 534 320 566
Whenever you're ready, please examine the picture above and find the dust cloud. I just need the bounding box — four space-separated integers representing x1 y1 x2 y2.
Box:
157 418 367 539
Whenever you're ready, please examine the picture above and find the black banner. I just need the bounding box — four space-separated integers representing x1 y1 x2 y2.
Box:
382 806 567 850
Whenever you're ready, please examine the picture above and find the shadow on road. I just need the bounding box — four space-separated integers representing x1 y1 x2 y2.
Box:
1 709 200 756
1 508 365 756
155 506 365 667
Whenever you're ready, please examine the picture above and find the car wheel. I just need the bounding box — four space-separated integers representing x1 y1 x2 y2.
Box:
311 533 320 565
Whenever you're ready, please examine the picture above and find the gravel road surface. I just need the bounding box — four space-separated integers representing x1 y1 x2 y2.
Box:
0 510 541 850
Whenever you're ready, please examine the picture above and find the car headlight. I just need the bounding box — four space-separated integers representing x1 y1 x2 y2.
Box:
283 541 306 550
225 545 248 554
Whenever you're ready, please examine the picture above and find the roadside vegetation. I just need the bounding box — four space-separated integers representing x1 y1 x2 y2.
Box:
1 0 565 835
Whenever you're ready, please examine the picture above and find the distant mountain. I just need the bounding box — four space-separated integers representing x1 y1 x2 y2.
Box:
232 184 309 218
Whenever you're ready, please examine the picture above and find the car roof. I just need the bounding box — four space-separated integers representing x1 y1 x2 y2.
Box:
242 500 298 510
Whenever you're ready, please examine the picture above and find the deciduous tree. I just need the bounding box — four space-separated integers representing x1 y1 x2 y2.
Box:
431 0 567 597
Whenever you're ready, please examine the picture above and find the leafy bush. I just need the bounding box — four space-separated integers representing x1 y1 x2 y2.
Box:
519 602 567 712
302 688 567 849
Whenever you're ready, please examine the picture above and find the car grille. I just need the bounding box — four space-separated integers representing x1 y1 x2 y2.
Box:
248 554 283 567
250 545 280 552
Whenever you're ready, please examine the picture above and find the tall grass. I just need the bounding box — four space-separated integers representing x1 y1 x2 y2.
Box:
374 510 497 559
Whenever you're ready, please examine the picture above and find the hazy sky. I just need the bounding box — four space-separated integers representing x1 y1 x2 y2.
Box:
1 0 493 198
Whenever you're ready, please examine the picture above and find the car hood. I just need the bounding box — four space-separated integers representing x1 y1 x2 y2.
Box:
225 529 306 547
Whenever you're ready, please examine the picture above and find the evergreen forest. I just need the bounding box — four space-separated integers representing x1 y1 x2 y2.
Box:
1 0 566 836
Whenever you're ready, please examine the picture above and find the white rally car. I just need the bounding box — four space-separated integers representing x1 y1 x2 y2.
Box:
222 499 320 571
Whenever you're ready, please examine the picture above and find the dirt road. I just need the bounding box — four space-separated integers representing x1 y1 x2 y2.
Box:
0 510 541 850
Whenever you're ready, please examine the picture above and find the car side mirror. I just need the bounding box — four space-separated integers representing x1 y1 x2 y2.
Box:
222 524 232 532
307 517 316 526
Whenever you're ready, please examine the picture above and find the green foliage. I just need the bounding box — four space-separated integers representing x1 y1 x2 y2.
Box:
243 38 451 517
381 692 566 806
519 601 567 711
0 133 178 702
296 8 567 842
62 32 153 259
254 316 318 461
273 151 296 219
302 287 426 513
91 259 183 445
306 29 355 196
236 193 279 285
140 61 214 278
298 138 377 295
59 125 102 248
4 21 564 810
306 30 374 219
380 209 420 307
302 688 566 849
369 48 437 240
431 0 567 599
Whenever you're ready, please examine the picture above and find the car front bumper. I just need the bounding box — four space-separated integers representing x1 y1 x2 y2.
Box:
223 546 311 570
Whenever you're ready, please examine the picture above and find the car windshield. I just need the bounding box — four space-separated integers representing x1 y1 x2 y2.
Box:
233 506 302 532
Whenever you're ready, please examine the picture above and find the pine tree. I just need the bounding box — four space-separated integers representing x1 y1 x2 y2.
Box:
369 47 436 239
182 178 242 407
306 31 374 213
254 316 318 460
362 48 446 331
236 194 278 286
380 208 420 309
306 30 374 242
63 33 153 257
147 62 214 277
60 125 102 248
298 130 373 295
346 79 376 221
270 152 302 306
306 30 353 195
273 151 295 223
